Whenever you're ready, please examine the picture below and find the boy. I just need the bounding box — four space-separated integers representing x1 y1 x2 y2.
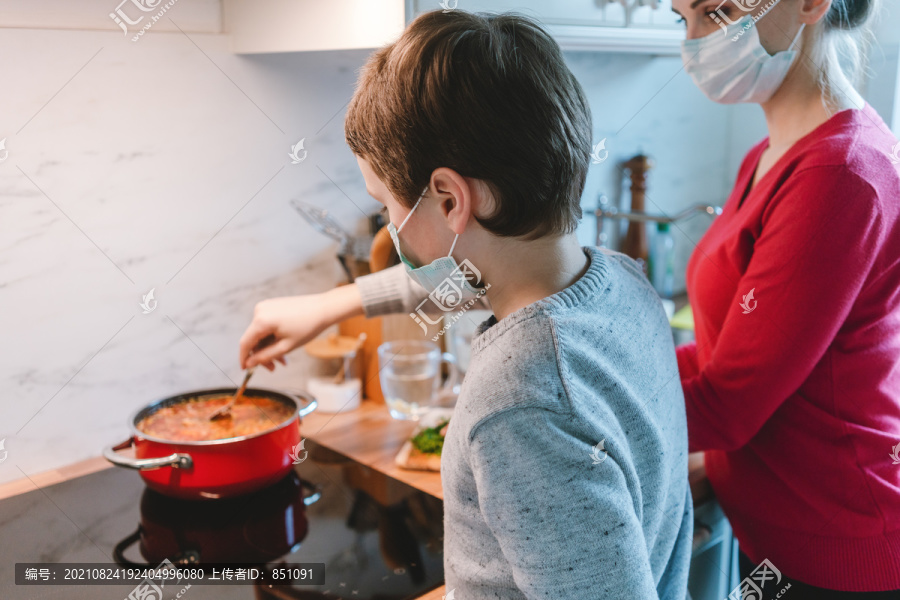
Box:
244 9 692 599
345 10 692 599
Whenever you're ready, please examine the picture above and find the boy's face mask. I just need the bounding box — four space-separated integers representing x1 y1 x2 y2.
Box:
681 15 805 105
386 186 482 299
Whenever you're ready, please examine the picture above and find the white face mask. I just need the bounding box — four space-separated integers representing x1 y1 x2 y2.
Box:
681 15 805 104
386 186 483 303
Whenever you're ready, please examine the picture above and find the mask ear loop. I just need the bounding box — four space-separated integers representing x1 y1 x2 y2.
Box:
788 23 806 51
396 186 429 234
448 233 460 258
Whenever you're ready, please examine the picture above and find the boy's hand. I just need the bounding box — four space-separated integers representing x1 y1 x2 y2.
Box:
239 285 364 371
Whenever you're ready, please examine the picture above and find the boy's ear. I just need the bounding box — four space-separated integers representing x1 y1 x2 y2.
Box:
431 167 474 235
799 0 831 24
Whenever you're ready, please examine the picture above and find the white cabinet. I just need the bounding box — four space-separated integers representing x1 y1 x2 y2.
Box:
224 0 685 55
427 0 685 54
409 0 682 28
223 0 407 53
0 0 221 34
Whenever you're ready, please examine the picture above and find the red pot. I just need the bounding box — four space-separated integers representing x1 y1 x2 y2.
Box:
104 387 317 500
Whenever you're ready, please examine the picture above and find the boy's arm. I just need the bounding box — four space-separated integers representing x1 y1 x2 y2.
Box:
355 264 426 318
355 263 490 318
466 407 660 599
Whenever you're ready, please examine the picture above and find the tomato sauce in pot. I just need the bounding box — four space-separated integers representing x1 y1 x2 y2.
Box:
136 395 295 442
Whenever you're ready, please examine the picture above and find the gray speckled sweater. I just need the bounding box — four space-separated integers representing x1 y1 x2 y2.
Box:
356 246 692 599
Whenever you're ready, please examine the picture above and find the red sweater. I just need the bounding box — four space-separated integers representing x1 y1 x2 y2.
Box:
677 103 900 591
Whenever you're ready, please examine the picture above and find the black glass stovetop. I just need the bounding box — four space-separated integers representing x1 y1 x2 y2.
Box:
0 439 445 600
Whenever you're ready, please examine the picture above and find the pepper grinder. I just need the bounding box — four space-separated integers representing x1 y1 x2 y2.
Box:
620 154 653 272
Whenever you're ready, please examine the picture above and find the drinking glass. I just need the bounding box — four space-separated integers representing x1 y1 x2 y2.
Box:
377 340 458 420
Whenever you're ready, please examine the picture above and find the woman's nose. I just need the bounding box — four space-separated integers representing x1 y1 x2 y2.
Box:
685 22 707 41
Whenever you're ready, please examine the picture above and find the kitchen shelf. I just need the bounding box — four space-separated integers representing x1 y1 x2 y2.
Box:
546 24 685 55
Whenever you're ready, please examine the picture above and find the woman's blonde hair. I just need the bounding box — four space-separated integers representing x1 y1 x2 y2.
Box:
807 0 881 111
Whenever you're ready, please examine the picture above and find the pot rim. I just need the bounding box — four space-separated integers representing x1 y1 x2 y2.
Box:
127 387 314 446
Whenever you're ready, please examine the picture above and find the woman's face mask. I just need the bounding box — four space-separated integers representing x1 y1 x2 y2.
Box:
386 186 482 300
681 15 805 105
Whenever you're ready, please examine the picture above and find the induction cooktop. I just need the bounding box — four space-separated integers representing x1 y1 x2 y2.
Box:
0 439 445 600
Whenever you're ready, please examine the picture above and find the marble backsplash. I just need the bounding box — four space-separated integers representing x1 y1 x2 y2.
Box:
0 22 761 483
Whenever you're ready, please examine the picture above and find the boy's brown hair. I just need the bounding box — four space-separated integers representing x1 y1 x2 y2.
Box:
344 10 592 240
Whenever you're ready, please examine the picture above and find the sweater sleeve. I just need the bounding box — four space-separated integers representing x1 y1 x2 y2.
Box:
355 262 492 318
354 264 428 318
467 407 659 599
684 166 884 452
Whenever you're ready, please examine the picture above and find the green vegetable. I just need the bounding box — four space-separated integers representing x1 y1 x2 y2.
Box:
411 419 450 455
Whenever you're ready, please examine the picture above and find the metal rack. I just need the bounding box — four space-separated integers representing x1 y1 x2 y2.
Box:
593 200 722 249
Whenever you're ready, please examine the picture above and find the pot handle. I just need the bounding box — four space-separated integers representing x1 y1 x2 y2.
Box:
103 437 193 471
292 390 318 419
300 479 322 507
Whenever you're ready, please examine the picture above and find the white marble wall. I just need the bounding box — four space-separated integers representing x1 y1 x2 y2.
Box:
0 22 763 483
567 50 762 290
0 25 385 484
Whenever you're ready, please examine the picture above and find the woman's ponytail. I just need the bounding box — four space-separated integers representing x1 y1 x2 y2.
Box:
809 0 880 111
825 0 877 30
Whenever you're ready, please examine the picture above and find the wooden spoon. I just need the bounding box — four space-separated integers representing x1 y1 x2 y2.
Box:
209 333 276 421
209 366 256 421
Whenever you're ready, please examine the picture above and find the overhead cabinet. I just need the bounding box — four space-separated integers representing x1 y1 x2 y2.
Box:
224 0 685 55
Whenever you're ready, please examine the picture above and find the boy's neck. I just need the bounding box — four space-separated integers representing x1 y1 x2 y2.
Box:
479 234 589 321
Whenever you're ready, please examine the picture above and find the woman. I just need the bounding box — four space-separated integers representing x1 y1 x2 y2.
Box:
672 0 900 596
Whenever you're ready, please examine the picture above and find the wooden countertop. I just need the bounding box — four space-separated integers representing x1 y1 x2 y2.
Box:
300 400 443 499
0 453 113 501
